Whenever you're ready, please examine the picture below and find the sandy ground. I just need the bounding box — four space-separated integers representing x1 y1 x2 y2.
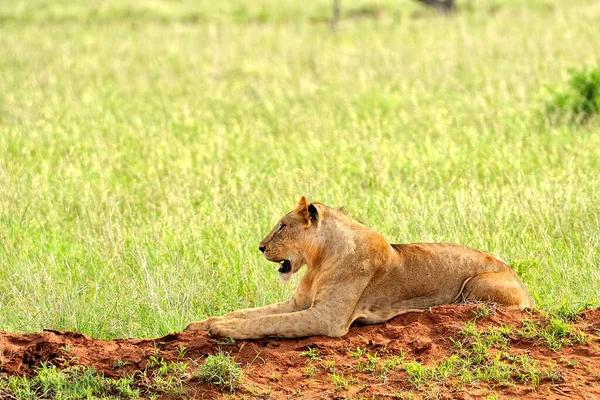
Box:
2 305 600 399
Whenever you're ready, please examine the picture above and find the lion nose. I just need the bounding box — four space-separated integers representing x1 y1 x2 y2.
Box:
259 245 266 253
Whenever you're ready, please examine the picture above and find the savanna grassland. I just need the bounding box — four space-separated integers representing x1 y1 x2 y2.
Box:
0 0 599 341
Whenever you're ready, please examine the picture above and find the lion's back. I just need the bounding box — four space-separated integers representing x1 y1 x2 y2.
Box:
392 242 509 270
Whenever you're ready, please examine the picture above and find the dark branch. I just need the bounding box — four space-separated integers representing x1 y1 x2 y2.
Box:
331 0 341 30
414 0 455 14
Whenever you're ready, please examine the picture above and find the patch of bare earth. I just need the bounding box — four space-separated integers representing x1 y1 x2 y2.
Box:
2 305 600 399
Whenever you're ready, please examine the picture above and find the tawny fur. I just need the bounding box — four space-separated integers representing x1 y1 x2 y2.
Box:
185 197 534 339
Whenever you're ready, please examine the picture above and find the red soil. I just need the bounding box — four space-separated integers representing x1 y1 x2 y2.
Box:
2 305 600 399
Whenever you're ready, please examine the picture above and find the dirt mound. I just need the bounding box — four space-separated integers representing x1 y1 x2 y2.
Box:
2 305 600 398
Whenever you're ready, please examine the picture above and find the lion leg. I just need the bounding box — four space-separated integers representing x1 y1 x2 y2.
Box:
208 308 341 339
185 299 302 331
461 270 534 309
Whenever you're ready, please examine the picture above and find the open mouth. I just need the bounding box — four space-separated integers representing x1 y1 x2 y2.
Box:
277 260 291 274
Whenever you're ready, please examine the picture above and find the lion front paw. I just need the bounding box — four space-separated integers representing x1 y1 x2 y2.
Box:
208 321 243 339
184 317 219 332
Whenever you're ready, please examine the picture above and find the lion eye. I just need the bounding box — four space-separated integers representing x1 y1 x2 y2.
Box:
277 223 286 232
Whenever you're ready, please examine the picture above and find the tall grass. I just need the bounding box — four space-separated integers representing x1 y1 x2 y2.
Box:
0 0 599 339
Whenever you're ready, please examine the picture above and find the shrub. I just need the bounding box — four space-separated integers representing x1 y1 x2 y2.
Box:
547 67 600 122
194 353 243 391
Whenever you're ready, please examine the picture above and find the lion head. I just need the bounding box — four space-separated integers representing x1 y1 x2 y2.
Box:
258 196 321 281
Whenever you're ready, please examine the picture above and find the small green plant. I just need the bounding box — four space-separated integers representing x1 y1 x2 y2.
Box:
113 358 130 368
194 353 243 391
559 358 580 368
152 373 185 396
473 303 495 319
519 315 587 351
109 375 140 397
151 342 161 357
353 352 405 380
392 389 416 399
299 347 321 362
217 337 236 346
177 345 188 359
402 360 430 387
459 320 480 338
431 354 462 381
323 360 336 373
145 356 189 396
330 372 357 390
514 355 541 387
382 354 405 371
355 352 379 373
544 361 564 383
555 301 593 322
455 322 512 364
546 67 600 122
422 384 442 399
304 364 318 377
348 346 368 358
473 353 512 384
59 344 72 353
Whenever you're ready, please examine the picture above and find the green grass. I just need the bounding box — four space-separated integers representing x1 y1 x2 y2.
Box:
286 316 586 395
0 364 140 399
394 319 580 389
547 67 600 122
0 356 211 398
519 315 588 351
193 353 244 391
0 0 599 339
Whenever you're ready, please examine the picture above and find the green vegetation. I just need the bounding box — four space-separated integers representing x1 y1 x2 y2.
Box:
1 364 140 399
300 347 321 362
472 303 495 319
0 0 599 340
0 353 245 398
291 315 588 395
194 353 243 391
519 315 587 351
330 372 358 390
145 356 188 396
547 67 600 122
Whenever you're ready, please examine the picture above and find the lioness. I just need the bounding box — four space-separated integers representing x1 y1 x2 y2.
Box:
185 197 534 339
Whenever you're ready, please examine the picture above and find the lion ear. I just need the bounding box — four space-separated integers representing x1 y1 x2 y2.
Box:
308 203 319 221
296 196 317 225
297 196 309 210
